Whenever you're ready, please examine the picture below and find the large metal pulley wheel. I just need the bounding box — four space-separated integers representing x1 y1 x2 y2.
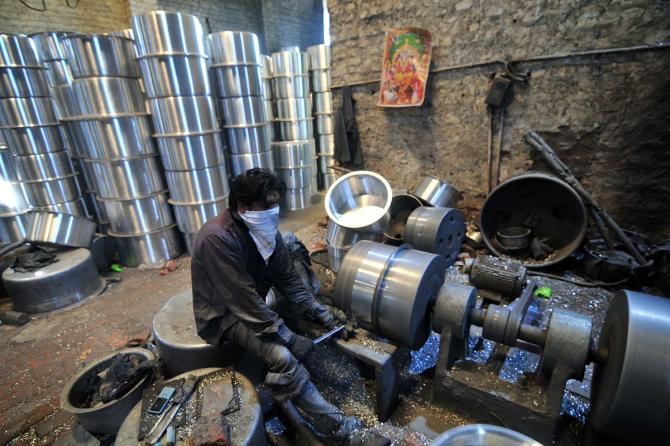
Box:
405 206 465 265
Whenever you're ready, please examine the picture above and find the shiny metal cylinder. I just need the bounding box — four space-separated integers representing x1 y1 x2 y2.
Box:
62 34 139 78
29 32 70 61
84 155 164 200
229 150 274 175
413 174 457 208
43 59 73 86
138 54 209 98
405 206 465 264
170 196 228 233
0 34 40 67
317 155 336 173
277 118 313 140
306 44 331 69
110 224 184 267
0 147 20 181
217 96 268 126
271 75 310 99
0 180 30 215
261 78 272 100
0 211 33 243
0 97 58 127
282 187 312 211
210 64 262 98
52 85 81 118
275 165 314 189
0 66 50 98
310 69 331 92
261 54 272 77
271 51 309 76
14 150 75 181
149 96 218 135
313 91 333 114
316 133 335 156
36 196 89 217
132 11 206 57
326 220 381 249
327 244 346 273
318 171 338 190
276 98 311 120
207 31 261 65
383 194 423 245
155 131 225 171
23 173 81 206
164 163 229 203
99 192 174 234
0 124 65 155
224 123 271 154
27 211 95 247
315 113 335 134
71 77 146 116
271 139 315 168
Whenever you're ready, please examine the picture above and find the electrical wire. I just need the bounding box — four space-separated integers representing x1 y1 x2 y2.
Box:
17 0 46 12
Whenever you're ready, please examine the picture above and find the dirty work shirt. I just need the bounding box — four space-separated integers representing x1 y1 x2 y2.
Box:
191 208 326 345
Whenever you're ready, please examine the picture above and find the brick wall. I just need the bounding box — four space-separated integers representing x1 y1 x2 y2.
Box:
260 0 324 52
327 0 670 239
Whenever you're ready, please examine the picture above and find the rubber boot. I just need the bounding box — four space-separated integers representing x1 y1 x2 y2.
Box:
293 381 361 440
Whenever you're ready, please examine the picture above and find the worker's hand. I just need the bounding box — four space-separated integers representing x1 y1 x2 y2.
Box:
289 333 313 360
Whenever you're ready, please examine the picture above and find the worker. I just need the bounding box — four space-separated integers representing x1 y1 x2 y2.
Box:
191 168 360 442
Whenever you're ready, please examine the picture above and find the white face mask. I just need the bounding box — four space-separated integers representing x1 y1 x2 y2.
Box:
239 206 280 262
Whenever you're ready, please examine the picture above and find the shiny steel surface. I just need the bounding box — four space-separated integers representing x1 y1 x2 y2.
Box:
29 32 70 61
131 11 205 57
109 223 184 267
413 174 457 207
275 165 314 189
99 192 174 234
170 196 228 233
277 118 313 140
0 66 50 98
276 98 311 120
313 91 334 114
65 114 155 160
207 31 261 65
318 171 338 190
271 51 309 75
0 180 30 214
27 211 95 247
326 243 346 272
165 163 229 203
326 219 381 249
15 150 75 181
23 173 81 206
210 64 262 97
85 155 164 199
62 34 139 78
271 75 310 99
405 206 465 263
591 290 670 444
271 139 316 168
43 59 73 86
325 170 392 232
432 424 543 446
261 78 273 99
306 44 331 69
139 54 209 98
317 133 335 155
229 150 274 175
282 187 312 211
52 85 81 118
317 155 336 172
0 34 40 67
0 124 64 155
155 131 225 170
0 211 32 243
261 54 272 77
224 123 271 154
71 77 146 116
310 69 331 92
383 194 423 244
0 147 20 181
149 96 217 135
0 97 58 127
315 113 335 134
263 99 274 123
36 196 89 217
218 96 268 126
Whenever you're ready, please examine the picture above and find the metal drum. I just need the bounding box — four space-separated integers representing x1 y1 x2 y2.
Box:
224 123 271 154
310 69 331 93
217 96 268 126
229 150 274 175
165 163 229 203
306 44 331 69
277 118 313 140
109 224 183 267
0 211 33 243
62 34 139 78
0 34 40 67
0 181 29 215
413 174 457 208
14 150 74 181
211 64 263 97
315 114 335 134
43 59 73 86
0 66 50 98
282 187 312 211
272 139 315 168
155 131 225 171
275 165 314 189
313 92 333 114
52 85 81 118
36 196 89 217
23 173 81 206
71 77 146 116
131 11 206 57
333 241 446 349
207 31 261 65
2 247 105 313
0 97 58 127
84 156 164 200
0 124 64 155
170 196 228 234
149 96 218 135
271 51 309 76
317 133 335 155
98 192 174 234
138 54 210 98
405 206 465 264
271 75 310 99
29 31 70 61
382 194 423 245
276 98 311 120
27 211 95 247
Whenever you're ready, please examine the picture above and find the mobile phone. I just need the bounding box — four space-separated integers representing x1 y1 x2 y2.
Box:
148 386 176 415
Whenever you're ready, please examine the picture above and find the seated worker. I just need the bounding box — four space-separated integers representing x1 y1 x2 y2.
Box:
191 168 359 442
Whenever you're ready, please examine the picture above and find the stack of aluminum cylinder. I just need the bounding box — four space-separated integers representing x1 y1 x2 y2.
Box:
307 44 337 189
0 134 31 242
260 55 275 140
208 31 273 177
61 32 182 267
271 49 316 210
132 11 229 254
0 34 87 224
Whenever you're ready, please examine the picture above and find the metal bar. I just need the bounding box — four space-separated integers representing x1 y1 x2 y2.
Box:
313 324 345 345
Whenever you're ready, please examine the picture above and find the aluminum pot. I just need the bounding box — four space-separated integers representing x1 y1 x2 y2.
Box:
271 51 309 76
224 123 271 154
282 187 312 211
217 96 268 126
207 31 261 65
432 424 543 446
272 139 316 168
0 34 40 67
84 155 164 200
170 196 228 234
326 220 381 250
0 124 65 155
0 66 50 98
15 150 74 182
310 69 331 92
261 54 272 77
412 174 457 208
275 165 314 189
0 147 19 180
276 98 311 120
0 211 33 243
149 96 218 135
109 224 184 267
155 131 225 171
263 99 275 122
23 173 81 206
43 59 73 86
139 54 209 98
0 180 29 215
271 75 310 99
71 77 146 116
317 134 335 156
229 150 274 175
99 192 174 234
261 78 273 100
62 34 139 78
313 91 334 114
315 113 335 134
131 11 205 57
210 64 263 98
318 171 338 190
325 170 392 233
29 31 70 61
0 97 58 127
382 194 423 245
317 155 336 172
27 211 96 247
277 118 313 140
165 163 229 203
35 196 89 217
52 85 81 118
306 44 331 69
327 244 346 272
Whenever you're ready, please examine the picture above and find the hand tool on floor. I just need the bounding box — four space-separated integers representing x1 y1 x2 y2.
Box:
313 324 346 345
146 374 201 445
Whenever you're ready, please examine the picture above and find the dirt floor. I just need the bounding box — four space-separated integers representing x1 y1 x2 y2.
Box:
0 198 615 445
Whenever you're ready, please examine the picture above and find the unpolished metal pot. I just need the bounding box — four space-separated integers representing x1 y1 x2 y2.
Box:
29 31 70 61
224 123 271 154
382 194 423 245
155 131 225 171
109 224 184 267
27 211 96 247
0 211 33 243
276 98 311 120
282 187 312 211
271 75 310 99
99 192 174 235
271 51 309 76
0 66 50 98
306 44 331 69
0 34 40 67
316 134 335 156
62 34 139 78
275 165 314 189
43 59 73 86
315 113 335 134
217 96 268 126
84 155 164 200
207 31 261 65
229 150 274 175
313 91 334 114
271 139 316 168
14 150 75 182
139 54 210 98
0 97 59 127
132 11 206 57
23 173 81 206
35 196 89 217
413 174 457 208
210 64 263 97
310 69 331 93
164 163 230 203
170 196 228 234
71 77 146 116
0 124 65 155
276 118 313 140
149 96 218 135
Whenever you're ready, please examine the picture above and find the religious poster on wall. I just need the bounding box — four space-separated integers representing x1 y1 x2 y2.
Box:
378 28 432 107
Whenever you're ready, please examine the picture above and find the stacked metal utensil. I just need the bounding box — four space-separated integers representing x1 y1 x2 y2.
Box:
0 134 32 242
0 34 88 222
208 31 273 177
61 32 183 267
133 11 229 254
307 44 337 189
271 49 316 210
260 55 275 141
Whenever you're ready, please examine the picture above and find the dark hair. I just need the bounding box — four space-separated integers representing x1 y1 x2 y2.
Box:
229 168 287 211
